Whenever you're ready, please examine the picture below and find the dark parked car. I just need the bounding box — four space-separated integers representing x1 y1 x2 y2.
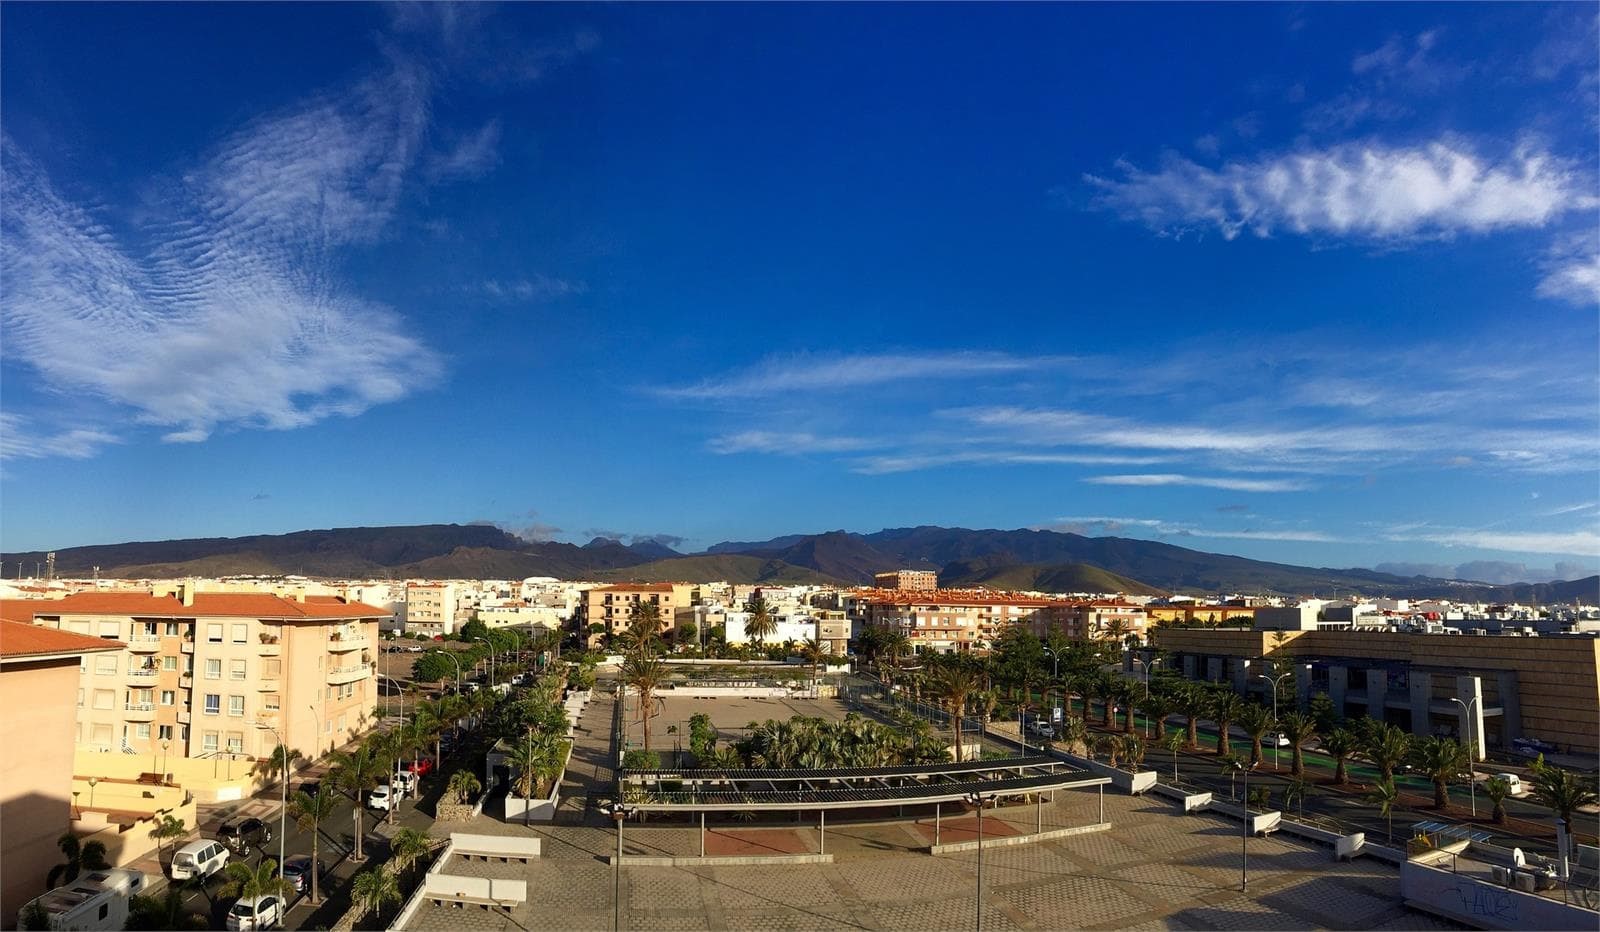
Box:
218 817 271 855
278 854 326 894
296 780 322 798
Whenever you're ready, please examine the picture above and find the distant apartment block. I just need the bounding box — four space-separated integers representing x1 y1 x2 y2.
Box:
22 587 386 764
873 569 938 591
584 583 696 644
848 589 1150 653
404 582 458 637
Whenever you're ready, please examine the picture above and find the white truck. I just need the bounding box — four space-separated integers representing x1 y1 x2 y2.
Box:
17 868 147 931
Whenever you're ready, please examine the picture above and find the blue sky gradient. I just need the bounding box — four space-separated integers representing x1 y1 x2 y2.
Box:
3 3 1597 582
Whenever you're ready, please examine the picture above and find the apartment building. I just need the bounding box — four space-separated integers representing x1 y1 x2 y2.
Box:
0 621 124 920
1144 601 1258 626
873 569 939 592
404 582 457 637
583 583 696 645
1151 626 1600 756
24 588 385 765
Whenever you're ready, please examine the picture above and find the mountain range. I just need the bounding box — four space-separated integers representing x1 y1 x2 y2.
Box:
3 523 1596 604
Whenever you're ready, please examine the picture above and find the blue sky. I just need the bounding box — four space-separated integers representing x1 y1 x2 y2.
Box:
2 3 1597 583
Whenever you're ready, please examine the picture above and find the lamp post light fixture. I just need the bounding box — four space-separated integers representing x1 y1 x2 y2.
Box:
1233 758 1259 892
474 636 495 685
964 792 988 932
1449 696 1482 818
1256 664 1310 770
604 802 636 932
434 650 463 695
251 722 288 880
87 777 99 810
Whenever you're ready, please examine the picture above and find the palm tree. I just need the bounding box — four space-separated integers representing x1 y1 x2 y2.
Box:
799 637 826 687
509 729 567 798
1177 686 1206 750
1160 727 1185 781
1483 776 1512 825
1093 673 1118 728
1118 733 1146 768
1058 713 1090 757
619 652 666 751
1411 736 1471 809
413 699 450 769
1283 776 1312 822
328 743 385 860
125 889 208 930
1237 702 1274 768
47 833 110 887
1114 681 1139 734
925 658 983 762
150 813 188 873
289 784 338 904
1365 777 1400 844
1529 764 1599 833
1098 733 1123 767
1321 728 1359 785
447 769 482 804
1361 722 1413 784
388 828 431 878
746 601 777 650
1209 690 1243 757
627 599 665 654
217 858 294 912
258 743 301 789
1138 694 1174 740
1277 712 1317 776
350 868 401 924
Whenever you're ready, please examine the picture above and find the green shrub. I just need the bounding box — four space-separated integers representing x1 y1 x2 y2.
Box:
623 749 661 771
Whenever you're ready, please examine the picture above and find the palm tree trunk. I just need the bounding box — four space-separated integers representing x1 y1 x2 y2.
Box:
354 809 364 860
1186 715 1199 749
310 830 321 904
1435 780 1447 809
1334 758 1348 785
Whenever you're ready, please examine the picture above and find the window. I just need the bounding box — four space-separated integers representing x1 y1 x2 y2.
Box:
180 724 189 742
263 693 280 711
94 655 117 675
337 714 347 732
203 731 219 752
231 624 247 644
92 723 112 746
158 725 173 741
162 656 178 671
263 660 281 677
93 689 113 710
135 723 151 739
228 695 244 717
205 659 221 679
135 688 153 704
165 622 181 637
203 694 220 715
160 690 175 706
229 660 247 680
77 688 84 707
98 621 121 638
226 732 243 753
206 624 223 643
68 620 91 634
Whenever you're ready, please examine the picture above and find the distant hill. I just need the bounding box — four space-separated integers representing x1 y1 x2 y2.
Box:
939 557 1165 596
593 554 846 586
1483 576 1600 605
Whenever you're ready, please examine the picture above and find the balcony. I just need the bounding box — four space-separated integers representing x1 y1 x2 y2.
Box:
126 668 159 684
179 675 193 689
327 634 368 653
327 663 371 685
127 635 162 653
123 702 156 721
180 640 195 654
177 710 191 724
256 677 281 692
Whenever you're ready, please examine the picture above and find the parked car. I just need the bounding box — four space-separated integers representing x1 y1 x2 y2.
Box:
296 780 321 799
1492 773 1527 796
1270 732 1292 748
278 855 325 895
170 839 230 880
392 770 417 796
1029 720 1056 739
404 757 435 778
217 818 272 856
368 785 393 811
408 645 425 652
226 895 282 931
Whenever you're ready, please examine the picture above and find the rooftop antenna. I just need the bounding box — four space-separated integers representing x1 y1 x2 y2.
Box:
46 551 55 582
93 566 101 584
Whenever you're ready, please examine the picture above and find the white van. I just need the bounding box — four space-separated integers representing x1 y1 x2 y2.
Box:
170 839 230 880
1492 773 1527 797
17 868 145 931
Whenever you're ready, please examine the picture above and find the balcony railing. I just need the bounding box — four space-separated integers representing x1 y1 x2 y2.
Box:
177 710 191 724
327 663 371 684
127 668 159 683
179 674 193 689
327 634 368 652
123 702 156 720
256 678 281 692
180 640 195 654
127 635 161 652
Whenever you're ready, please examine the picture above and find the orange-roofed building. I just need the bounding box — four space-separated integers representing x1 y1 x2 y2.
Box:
16 583 389 770
843 588 1151 652
0 621 124 919
582 583 696 646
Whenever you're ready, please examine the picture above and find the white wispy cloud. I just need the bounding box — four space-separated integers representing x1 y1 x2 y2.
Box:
1047 515 1338 542
1083 474 1308 493
1385 527 1600 557
1086 140 1593 241
850 451 1166 475
1537 232 1600 306
1 61 446 449
708 431 874 455
470 275 588 302
0 413 120 460
656 351 1065 400
428 119 503 182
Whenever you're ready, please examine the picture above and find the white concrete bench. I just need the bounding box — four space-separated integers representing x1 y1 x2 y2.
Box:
450 832 541 863
423 874 528 909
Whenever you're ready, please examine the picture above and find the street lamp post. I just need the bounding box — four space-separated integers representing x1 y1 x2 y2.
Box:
964 792 988 932
475 636 495 685
87 777 99 810
434 650 463 695
308 704 324 758
1449 696 1481 818
1234 759 1258 892
1252 663 1310 770
1134 657 1159 737
252 722 288 879
605 802 635 931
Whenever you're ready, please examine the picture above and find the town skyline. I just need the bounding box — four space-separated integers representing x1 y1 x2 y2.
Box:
3 4 1597 574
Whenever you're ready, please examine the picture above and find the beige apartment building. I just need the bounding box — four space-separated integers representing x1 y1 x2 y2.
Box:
0 620 125 920
24 588 386 765
584 583 696 645
873 569 939 591
847 590 1150 653
404 582 458 637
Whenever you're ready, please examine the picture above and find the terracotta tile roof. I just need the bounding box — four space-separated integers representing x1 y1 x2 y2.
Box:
0 619 124 660
0 600 45 624
594 583 678 593
34 592 391 620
